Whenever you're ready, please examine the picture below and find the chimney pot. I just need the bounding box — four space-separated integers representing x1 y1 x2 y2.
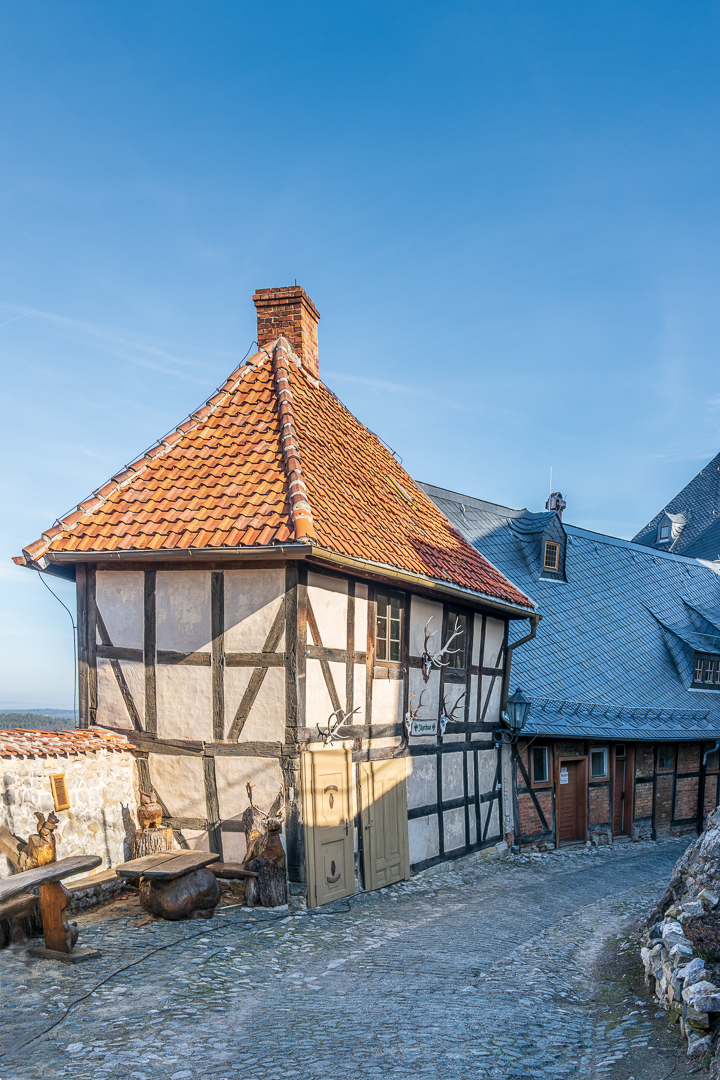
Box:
253 286 320 378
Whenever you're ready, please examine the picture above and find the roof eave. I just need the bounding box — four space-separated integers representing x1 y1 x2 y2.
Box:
26 542 537 620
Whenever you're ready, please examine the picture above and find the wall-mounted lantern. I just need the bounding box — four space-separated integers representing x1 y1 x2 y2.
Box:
493 687 531 747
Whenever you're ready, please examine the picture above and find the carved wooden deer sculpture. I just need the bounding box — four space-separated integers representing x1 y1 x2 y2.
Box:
242 782 288 907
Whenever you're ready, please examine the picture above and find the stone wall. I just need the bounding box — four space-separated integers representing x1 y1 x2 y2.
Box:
1 748 138 879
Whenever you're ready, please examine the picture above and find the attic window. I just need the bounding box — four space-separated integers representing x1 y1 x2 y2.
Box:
543 542 560 572
658 523 671 542
692 652 720 688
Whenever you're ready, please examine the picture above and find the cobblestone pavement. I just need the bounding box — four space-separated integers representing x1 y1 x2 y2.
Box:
0 840 696 1080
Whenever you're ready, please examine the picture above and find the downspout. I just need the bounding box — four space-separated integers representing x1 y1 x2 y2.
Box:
500 612 541 711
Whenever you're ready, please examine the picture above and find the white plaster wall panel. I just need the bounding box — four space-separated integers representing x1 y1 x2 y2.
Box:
484 617 505 668
408 666 439 719
0 749 137 878
96 571 144 648
442 752 464 800
371 678 404 725
484 677 503 726
234 667 285 743
468 813 477 845
354 583 368 651
182 829 211 852
477 749 498 794
468 675 478 724
307 572 348 649
156 666 213 741
471 614 484 665
443 807 466 852
148 754 206 818
224 569 285 652
96 659 144 729
221 829 247 863
305 658 334 728
215 755 282 822
467 752 475 796
409 596 443 657
352 665 366 723
156 571 211 652
408 814 439 864
483 799 500 839
442 733 464 744
406 756 437 809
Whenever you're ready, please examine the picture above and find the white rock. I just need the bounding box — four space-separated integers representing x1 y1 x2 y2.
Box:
682 979 719 1004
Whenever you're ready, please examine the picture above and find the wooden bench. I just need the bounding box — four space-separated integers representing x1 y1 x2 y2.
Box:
118 852 225 919
117 851 220 881
0 855 102 963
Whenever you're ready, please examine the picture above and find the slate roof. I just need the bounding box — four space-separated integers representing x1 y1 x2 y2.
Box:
15 339 532 610
0 728 133 760
420 483 720 742
633 449 720 557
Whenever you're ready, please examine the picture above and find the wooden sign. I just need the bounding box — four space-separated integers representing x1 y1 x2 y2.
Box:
50 774 70 811
409 719 438 737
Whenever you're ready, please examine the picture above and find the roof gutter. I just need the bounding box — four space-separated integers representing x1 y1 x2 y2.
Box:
26 542 538 621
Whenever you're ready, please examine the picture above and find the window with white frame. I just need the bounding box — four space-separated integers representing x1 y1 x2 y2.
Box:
590 748 608 779
693 652 720 688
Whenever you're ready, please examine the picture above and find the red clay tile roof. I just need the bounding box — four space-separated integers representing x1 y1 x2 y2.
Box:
17 339 533 609
0 728 133 759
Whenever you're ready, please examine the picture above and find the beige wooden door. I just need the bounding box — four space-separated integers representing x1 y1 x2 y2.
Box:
359 757 410 891
301 749 355 909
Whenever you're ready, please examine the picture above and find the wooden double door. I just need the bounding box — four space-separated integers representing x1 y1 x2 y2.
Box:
302 750 409 907
612 745 634 837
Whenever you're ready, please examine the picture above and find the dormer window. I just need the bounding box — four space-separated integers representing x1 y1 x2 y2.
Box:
692 652 720 688
658 522 671 542
543 542 560 572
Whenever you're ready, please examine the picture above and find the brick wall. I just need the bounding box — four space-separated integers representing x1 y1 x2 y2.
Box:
705 774 720 816
634 779 653 818
635 746 654 777
673 776 699 822
589 784 609 825
678 743 701 773
518 790 553 837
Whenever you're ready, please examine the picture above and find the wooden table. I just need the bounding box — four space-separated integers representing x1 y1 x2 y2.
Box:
0 855 103 963
117 851 220 880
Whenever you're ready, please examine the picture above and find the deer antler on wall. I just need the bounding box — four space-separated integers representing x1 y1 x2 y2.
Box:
317 706 361 745
440 688 467 737
421 617 464 682
403 689 428 739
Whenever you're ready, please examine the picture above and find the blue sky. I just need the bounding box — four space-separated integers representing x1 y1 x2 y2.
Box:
3 2 720 708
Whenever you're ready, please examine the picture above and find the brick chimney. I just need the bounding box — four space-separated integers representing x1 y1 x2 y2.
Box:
253 286 320 379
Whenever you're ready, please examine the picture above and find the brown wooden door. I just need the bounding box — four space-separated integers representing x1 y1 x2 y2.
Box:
301 749 355 909
558 760 581 842
359 758 410 891
613 747 633 836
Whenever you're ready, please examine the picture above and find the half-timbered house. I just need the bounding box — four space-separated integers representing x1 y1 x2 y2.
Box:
422 483 720 849
14 287 537 905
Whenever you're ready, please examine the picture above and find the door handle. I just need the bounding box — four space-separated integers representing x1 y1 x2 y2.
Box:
345 818 349 836
365 822 373 829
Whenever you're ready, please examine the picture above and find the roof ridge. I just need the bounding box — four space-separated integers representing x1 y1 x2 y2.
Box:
17 343 275 564
272 337 316 541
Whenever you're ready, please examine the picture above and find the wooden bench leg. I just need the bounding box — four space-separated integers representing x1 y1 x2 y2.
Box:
26 881 101 964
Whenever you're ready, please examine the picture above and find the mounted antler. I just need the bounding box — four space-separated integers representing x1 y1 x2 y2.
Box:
317 706 361 745
421 617 464 682
440 688 467 736
403 689 428 737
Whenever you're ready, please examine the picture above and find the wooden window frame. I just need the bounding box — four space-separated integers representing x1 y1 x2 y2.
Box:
374 589 404 666
543 541 560 572
531 745 551 786
589 748 608 780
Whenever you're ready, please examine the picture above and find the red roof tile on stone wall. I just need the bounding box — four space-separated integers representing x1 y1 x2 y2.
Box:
0 728 133 760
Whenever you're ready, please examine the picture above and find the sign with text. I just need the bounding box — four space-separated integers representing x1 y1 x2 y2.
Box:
409 719 438 737
559 767 569 785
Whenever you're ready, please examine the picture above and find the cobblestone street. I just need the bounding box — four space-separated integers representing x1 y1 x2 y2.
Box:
0 841 699 1080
